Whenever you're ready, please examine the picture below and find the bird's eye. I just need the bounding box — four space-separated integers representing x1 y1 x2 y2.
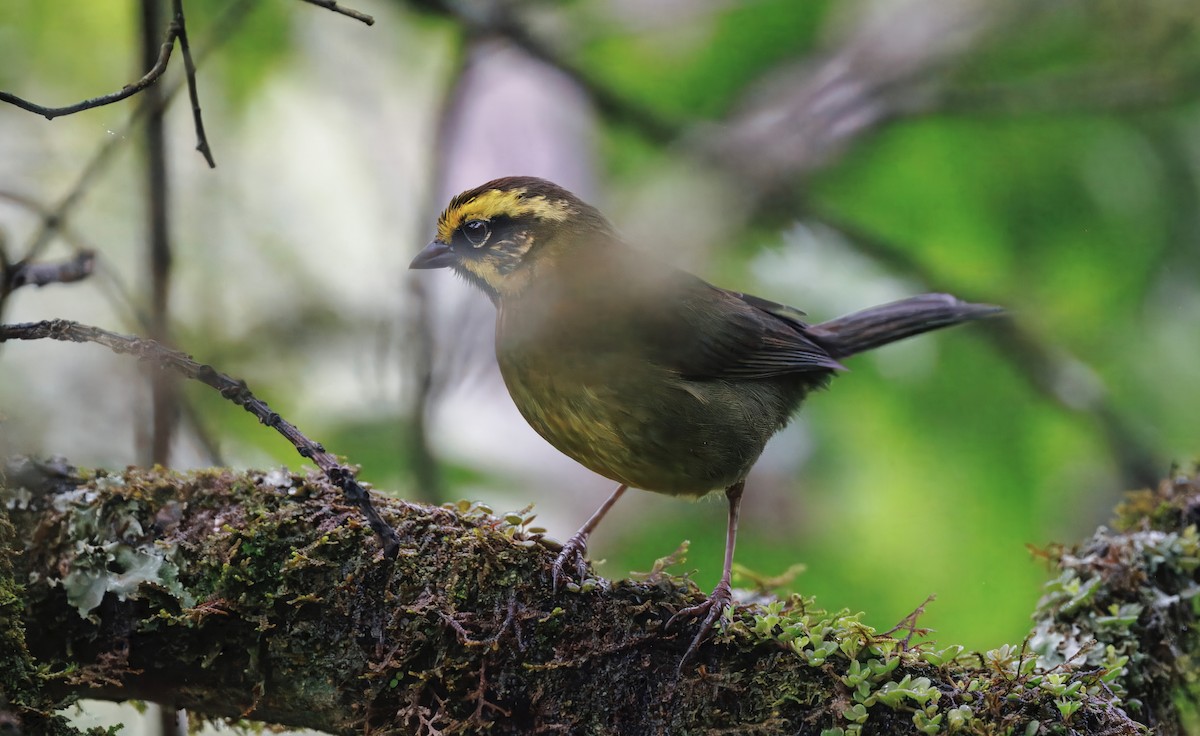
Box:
462 219 491 247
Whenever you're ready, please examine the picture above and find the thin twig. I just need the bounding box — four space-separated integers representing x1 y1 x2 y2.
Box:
0 189 139 326
16 116 132 275
173 0 216 168
0 319 402 557
0 189 228 466
298 0 375 26
5 251 95 290
0 21 180 120
879 594 936 650
13 0 255 279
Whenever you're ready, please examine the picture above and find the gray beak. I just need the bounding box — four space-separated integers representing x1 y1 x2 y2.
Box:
409 240 456 270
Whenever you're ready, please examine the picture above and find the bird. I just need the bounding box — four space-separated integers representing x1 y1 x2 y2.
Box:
410 175 999 665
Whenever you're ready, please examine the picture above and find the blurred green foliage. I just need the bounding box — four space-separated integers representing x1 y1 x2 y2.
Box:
579 0 831 118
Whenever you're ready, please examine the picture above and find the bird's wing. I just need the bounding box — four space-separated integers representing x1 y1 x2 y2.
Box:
544 241 842 381
639 271 844 380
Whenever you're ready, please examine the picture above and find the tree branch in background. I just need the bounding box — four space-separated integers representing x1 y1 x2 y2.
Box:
411 0 678 143
939 65 1200 117
3 461 1195 734
398 35 478 505
1 0 364 277
803 211 1163 489
298 0 375 26
0 320 402 557
7 0 256 285
0 190 226 466
403 275 444 503
0 0 212 169
417 0 998 186
701 2 998 190
0 21 179 120
173 0 216 168
0 188 149 336
140 0 178 469
2 250 95 292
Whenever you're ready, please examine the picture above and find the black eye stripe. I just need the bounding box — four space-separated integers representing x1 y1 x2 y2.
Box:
462 219 491 247
456 215 523 250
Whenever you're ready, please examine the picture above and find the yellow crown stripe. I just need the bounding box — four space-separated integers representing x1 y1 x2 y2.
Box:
436 187 574 243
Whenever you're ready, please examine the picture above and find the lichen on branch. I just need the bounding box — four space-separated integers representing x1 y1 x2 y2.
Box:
1 459 1197 735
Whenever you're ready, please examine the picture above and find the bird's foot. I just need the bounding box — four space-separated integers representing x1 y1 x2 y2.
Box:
668 578 734 671
550 531 591 592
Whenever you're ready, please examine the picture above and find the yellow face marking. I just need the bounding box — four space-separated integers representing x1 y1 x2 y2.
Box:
454 230 538 298
436 187 574 244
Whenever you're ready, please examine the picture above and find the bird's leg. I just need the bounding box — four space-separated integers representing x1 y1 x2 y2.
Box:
669 480 745 669
551 483 628 592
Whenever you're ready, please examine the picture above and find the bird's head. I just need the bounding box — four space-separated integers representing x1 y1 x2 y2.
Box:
410 176 612 301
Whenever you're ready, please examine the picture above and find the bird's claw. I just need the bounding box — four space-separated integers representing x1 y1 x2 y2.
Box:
669 579 733 671
550 532 591 592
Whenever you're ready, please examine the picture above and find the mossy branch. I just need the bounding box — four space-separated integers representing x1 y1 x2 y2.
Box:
1 459 1197 735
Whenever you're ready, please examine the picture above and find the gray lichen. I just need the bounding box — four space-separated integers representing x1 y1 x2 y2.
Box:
1 460 1198 735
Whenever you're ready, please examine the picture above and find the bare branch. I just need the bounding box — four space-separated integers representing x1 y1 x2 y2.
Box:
4 251 95 290
0 320 401 557
173 0 216 168
140 0 177 468
0 21 180 120
14 0 256 288
0 189 227 466
298 0 375 26
703 1 998 188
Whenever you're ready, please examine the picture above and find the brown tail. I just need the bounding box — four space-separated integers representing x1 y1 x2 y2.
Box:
807 293 1001 360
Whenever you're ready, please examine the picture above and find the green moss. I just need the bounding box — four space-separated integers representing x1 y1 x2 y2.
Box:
728 495 1191 736
5 462 1199 734
0 507 95 734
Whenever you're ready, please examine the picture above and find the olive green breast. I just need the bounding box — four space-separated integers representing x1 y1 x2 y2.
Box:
494 302 807 497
